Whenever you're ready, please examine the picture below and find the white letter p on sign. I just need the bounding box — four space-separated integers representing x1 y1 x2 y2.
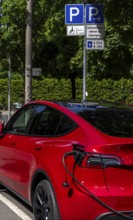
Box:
89 6 99 22
70 7 80 22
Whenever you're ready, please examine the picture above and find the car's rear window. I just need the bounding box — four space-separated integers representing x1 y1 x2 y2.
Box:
68 105 133 138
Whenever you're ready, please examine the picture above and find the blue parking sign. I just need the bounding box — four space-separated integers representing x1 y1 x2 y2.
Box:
86 4 104 24
65 4 84 24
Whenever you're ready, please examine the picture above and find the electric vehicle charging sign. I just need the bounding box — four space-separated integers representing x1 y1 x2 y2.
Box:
86 4 104 24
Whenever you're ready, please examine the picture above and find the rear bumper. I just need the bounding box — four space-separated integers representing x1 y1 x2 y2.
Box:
59 189 133 220
96 211 133 220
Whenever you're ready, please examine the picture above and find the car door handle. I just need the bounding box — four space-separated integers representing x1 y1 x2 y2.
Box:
10 142 16 146
35 147 42 151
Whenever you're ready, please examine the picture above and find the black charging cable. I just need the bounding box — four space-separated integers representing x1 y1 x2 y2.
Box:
62 151 133 220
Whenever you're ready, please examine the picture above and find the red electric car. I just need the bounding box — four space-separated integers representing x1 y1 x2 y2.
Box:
0 100 133 220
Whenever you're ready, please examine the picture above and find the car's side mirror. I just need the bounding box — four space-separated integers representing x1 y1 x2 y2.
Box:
0 123 5 138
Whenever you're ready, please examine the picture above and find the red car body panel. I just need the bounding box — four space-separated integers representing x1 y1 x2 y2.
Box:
0 100 133 219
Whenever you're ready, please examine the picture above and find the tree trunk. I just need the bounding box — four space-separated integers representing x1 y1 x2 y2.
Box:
70 75 76 100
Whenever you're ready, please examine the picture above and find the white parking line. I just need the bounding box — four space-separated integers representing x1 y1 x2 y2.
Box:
0 194 32 220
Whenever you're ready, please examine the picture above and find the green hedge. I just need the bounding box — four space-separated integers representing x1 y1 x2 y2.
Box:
86 78 133 103
0 77 133 109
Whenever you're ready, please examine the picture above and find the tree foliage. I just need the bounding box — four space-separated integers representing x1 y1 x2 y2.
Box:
0 0 26 73
0 0 133 81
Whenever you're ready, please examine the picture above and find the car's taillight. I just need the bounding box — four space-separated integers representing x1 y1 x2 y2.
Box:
82 153 124 168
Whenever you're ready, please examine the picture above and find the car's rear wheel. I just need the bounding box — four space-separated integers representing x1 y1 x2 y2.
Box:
33 180 60 220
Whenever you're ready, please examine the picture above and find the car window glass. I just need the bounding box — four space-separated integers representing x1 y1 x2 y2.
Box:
71 106 133 138
30 105 77 136
55 115 77 136
30 106 61 136
6 105 36 134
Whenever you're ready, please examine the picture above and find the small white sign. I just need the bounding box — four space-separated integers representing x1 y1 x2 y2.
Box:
86 24 104 39
67 25 85 36
32 68 42 76
86 40 104 50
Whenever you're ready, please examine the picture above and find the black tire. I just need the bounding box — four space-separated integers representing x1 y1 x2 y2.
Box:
33 180 60 220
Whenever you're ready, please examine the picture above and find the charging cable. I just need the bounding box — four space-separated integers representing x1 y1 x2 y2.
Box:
63 151 133 220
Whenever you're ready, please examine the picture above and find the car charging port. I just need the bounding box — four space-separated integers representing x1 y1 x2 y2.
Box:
72 143 85 166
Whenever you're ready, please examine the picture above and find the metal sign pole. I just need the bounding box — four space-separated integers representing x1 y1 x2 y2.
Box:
83 1 87 102
65 3 104 102
83 36 87 101
8 56 11 120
